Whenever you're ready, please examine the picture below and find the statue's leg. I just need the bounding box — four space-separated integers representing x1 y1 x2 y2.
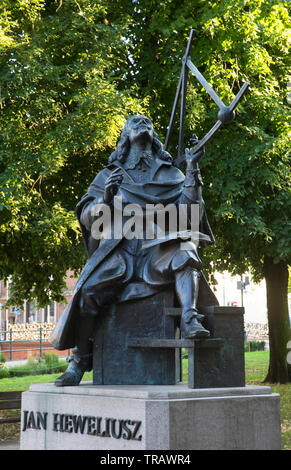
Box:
175 267 210 339
54 291 98 387
54 249 129 387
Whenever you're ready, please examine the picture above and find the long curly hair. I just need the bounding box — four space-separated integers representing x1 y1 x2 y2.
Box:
108 115 173 164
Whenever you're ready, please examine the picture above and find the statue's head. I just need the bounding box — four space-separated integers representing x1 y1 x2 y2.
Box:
108 115 172 164
125 115 154 146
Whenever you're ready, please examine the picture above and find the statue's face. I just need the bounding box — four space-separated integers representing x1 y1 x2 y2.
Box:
127 115 154 145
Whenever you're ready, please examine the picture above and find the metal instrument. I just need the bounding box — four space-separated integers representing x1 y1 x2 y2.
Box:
164 29 250 167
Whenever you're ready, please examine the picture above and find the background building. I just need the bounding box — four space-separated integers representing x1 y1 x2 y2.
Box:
0 273 76 329
0 270 274 347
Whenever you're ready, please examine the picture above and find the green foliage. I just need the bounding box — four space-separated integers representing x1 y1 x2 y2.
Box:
244 340 266 352
0 0 290 307
107 0 291 280
0 352 7 363
0 351 9 379
0 352 67 378
41 351 60 368
0 0 146 306
0 366 10 379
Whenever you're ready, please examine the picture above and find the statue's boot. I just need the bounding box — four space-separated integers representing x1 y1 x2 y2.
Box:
54 348 92 387
175 268 210 339
55 313 95 387
180 308 210 339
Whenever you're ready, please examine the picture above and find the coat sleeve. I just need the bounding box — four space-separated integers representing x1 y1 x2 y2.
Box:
75 168 110 256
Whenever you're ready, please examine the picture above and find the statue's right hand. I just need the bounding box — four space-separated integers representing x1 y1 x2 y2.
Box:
104 168 123 203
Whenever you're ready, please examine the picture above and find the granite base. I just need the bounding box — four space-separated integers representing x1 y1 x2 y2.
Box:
20 382 281 450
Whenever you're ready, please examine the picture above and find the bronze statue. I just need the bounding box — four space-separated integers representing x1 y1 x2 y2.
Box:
50 115 218 386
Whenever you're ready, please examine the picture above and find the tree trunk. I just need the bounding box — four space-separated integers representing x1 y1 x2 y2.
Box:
263 256 291 383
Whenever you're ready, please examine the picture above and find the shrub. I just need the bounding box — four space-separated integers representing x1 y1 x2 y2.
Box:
41 352 60 369
0 352 7 364
7 353 67 377
244 341 266 352
0 364 10 378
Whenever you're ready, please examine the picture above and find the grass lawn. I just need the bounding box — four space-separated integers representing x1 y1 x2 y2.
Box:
244 351 291 451
0 351 290 449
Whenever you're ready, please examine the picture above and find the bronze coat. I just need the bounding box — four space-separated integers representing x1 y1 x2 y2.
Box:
50 158 217 350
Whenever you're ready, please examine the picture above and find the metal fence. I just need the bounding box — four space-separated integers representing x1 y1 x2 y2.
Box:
0 327 56 361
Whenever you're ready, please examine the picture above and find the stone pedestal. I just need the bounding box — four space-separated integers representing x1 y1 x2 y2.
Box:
93 290 179 385
93 295 245 388
196 305 245 387
20 383 281 450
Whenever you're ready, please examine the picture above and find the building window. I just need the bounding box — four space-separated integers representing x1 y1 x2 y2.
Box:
45 302 56 323
27 302 37 323
49 302 56 323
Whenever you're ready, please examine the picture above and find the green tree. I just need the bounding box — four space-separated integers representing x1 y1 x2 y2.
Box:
107 0 291 382
0 0 290 383
0 0 145 306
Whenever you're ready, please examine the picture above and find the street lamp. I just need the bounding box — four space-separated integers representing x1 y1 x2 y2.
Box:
237 275 250 307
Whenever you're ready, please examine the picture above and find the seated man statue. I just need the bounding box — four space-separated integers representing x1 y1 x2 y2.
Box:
50 115 218 386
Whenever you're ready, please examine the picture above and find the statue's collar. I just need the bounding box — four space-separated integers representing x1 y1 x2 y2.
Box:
123 150 154 170
106 156 172 180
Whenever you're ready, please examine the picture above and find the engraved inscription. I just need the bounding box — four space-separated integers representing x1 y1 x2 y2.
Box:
22 410 142 441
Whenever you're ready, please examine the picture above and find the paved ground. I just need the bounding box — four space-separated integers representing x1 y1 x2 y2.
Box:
0 439 20 450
